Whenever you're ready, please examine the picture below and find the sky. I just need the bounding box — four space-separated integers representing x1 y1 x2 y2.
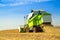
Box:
0 0 60 30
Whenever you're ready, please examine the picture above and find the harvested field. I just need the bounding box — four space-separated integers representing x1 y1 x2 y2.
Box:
0 26 60 40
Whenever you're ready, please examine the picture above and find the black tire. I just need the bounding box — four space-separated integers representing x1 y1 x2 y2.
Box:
26 27 29 32
33 27 36 32
38 25 43 32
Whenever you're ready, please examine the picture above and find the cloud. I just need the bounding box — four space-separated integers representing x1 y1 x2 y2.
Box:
8 2 25 6
27 0 51 2
10 3 21 6
0 4 6 6
0 0 51 7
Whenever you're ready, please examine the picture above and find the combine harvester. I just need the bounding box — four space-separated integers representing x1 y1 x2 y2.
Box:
20 10 52 32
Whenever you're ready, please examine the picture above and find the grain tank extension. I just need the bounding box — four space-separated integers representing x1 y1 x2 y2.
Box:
20 10 52 32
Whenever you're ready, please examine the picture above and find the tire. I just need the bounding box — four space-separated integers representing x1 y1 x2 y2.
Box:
38 25 43 32
26 27 29 32
33 27 36 32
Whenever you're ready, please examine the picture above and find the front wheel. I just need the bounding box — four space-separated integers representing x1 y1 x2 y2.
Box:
33 27 36 32
26 27 29 32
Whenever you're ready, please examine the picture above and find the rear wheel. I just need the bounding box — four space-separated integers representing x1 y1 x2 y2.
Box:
37 25 43 32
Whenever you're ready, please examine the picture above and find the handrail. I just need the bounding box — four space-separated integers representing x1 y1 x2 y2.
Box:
28 14 38 23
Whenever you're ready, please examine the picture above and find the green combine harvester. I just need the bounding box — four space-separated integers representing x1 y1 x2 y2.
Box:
20 10 52 32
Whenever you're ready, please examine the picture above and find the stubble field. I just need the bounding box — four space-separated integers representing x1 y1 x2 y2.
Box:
0 26 60 40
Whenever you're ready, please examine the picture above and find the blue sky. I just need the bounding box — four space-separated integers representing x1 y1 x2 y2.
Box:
0 0 60 30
